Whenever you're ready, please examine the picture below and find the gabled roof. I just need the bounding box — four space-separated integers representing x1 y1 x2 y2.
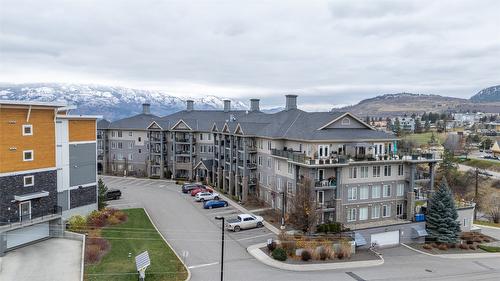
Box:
147 120 163 130
317 112 374 131
171 119 192 131
97 119 111 129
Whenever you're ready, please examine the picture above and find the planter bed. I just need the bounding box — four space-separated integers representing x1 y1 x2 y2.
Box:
259 246 378 264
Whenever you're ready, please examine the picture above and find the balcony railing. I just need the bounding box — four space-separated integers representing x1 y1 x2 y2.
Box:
317 200 335 209
315 179 337 188
0 205 62 227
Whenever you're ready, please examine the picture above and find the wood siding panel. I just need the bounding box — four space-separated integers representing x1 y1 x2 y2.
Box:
68 120 96 142
0 108 55 173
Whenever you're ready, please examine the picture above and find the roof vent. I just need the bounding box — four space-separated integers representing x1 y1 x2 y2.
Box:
250 99 260 112
142 103 151 114
223 100 231 112
285 95 297 111
186 100 194 112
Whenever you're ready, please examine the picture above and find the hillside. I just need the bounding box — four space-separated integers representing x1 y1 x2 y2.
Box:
0 83 248 120
333 92 500 117
470 85 500 102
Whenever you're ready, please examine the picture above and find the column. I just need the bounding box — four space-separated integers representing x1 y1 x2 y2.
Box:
189 132 194 180
159 132 165 179
429 162 436 193
406 191 416 220
172 132 177 179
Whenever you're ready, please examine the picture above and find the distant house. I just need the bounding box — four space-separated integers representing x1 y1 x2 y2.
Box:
492 141 500 157
391 117 415 132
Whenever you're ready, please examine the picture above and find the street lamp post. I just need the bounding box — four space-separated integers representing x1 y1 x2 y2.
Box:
280 191 286 229
215 216 225 281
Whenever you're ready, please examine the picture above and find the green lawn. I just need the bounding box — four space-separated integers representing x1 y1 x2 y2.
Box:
457 158 500 173
402 132 447 146
85 208 188 281
474 220 500 228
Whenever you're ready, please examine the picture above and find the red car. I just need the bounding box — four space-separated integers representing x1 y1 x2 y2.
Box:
190 187 213 196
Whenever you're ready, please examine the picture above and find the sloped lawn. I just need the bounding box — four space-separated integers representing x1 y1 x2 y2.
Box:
85 208 188 281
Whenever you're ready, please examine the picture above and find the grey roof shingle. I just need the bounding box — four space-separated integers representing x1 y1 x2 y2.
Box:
108 113 158 130
97 119 111 129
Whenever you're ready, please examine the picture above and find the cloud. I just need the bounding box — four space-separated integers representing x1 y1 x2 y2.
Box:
0 0 499 108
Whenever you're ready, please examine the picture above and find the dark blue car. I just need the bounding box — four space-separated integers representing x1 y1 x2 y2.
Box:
203 200 229 209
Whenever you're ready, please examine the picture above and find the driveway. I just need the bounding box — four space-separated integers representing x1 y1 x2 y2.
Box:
0 238 82 281
102 176 500 281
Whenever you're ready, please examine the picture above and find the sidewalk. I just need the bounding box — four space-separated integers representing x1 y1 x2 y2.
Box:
247 243 384 271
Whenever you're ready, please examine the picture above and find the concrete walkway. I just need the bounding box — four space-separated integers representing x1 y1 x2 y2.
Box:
247 243 384 271
0 238 82 281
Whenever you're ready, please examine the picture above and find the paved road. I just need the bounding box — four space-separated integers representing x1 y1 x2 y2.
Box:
102 176 500 281
457 164 500 179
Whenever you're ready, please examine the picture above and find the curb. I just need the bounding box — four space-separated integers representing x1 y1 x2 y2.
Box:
247 243 384 271
217 193 281 235
100 175 176 183
143 208 191 281
401 243 500 259
473 224 500 230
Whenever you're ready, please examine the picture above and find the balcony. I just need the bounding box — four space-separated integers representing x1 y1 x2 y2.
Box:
315 179 337 188
247 163 257 169
175 137 196 143
249 177 257 185
414 171 431 181
0 205 62 228
175 150 192 155
317 200 335 210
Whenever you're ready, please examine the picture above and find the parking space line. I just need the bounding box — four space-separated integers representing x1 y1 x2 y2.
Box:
235 233 274 241
206 209 238 216
188 262 219 269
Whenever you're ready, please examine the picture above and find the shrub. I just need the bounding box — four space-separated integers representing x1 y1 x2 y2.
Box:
87 210 108 228
88 237 110 251
339 239 352 259
87 228 101 238
85 244 101 264
459 243 468 250
469 245 477 250
438 244 448 251
423 244 432 250
430 242 438 248
317 247 328 260
483 238 491 243
449 243 457 249
337 252 344 259
107 215 121 225
267 241 276 252
466 240 473 245
325 247 335 260
301 249 312 261
278 233 296 256
272 248 287 261
67 215 87 233
473 237 482 243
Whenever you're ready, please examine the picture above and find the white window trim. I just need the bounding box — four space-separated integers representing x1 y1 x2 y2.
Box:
372 205 380 219
19 201 31 221
22 124 33 136
348 186 357 201
383 204 391 217
359 207 368 221
23 150 34 161
23 175 34 187
347 208 357 222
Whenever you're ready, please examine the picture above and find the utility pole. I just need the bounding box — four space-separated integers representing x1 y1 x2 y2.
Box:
280 191 286 230
215 216 225 281
475 168 479 221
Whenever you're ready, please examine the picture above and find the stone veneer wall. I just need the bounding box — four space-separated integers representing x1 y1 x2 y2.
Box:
70 185 97 209
0 170 57 222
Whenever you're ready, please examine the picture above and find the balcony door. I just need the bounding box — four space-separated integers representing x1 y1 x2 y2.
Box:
19 201 31 221
318 145 329 158
317 191 324 206
318 169 324 181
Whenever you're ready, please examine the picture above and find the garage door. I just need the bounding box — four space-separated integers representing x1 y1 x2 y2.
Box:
371 230 400 247
6 222 50 249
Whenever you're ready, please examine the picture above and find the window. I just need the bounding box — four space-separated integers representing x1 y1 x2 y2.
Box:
287 182 294 194
118 131 122 137
128 153 133 161
267 141 272 150
384 165 392 177
259 173 263 183
359 186 369 200
317 191 324 205
267 158 271 168
22 124 33 136
373 166 381 177
348 186 357 201
117 153 123 160
199 133 203 140
288 163 293 174
372 205 380 219
342 117 350 125
138 137 142 142
118 142 123 149
258 156 262 166
266 176 271 186
347 208 356 222
372 185 381 198
349 167 358 179
318 145 329 158
383 184 391 197
360 166 368 178
111 164 116 171
23 150 34 161
128 164 134 171
396 203 404 217
397 183 405 196
128 142 133 149
138 149 142 154
276 161 281 171
111 142 116 149
359 207 368 220
208 134 212 140
23 175 34 187
398 164 404 176
382 205 391 217
129 131 133 136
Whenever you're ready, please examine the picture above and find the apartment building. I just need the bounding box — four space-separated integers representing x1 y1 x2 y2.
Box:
97 95 440 247
0 100 99 256
98 104 157 177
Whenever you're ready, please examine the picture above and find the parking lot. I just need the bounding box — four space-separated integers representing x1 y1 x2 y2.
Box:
101 176 500 281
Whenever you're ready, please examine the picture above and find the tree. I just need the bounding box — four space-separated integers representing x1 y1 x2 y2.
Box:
480 138 493 150
481 188 500 223
393 118 401 136
289 176 317 233
426 180 461 243
424 120 431 132
98 178 108 210
437 149 457 183
414 119 423 133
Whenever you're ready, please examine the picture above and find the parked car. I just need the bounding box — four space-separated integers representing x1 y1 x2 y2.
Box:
181 183 203 193
225 214 264 232
190 187 212 196
105 189 121 200
203 200 229 209
194 191 220 202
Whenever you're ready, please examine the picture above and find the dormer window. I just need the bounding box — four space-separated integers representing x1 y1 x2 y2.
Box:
341 117 350 125
22 124 33 136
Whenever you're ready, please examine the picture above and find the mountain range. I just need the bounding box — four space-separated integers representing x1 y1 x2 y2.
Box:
1 83 499 119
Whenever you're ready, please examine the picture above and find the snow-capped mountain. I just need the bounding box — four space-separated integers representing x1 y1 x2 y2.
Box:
0 83 249 120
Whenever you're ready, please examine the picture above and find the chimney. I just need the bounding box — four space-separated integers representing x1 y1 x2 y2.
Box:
142 103 151 114
250 99 260 112
186 100 194 112
223 100 231 112
285 94 298 111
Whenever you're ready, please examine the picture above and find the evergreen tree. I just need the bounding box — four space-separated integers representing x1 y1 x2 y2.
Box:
426 180 461 243
394 117 401 136
414 119 422 133
98 178 108 210
424 120 431 132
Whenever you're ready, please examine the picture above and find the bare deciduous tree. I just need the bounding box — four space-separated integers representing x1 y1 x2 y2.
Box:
289 176 317 233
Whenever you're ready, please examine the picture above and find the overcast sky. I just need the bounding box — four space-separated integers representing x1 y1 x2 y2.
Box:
1 0 499 109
